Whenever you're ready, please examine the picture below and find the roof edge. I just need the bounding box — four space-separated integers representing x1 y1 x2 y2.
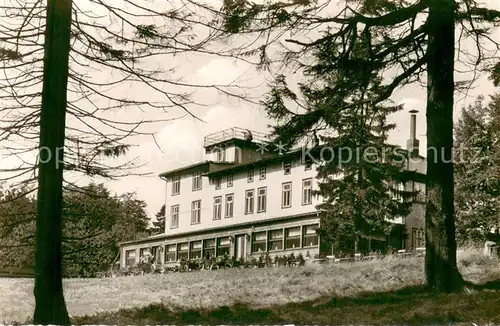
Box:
158 161 212 179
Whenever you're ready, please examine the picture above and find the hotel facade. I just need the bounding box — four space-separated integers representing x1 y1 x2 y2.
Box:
119 113 426 268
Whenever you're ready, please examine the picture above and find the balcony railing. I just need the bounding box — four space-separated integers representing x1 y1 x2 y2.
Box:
203 127 270 148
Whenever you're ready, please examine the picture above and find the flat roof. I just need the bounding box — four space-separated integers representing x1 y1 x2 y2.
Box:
158 161 234 179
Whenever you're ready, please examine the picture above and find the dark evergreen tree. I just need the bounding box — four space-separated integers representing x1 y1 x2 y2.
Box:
150 204 166 235
264 62 416 255
455 94 500 244
115 192 151 241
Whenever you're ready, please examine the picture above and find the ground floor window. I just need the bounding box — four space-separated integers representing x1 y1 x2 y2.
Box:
139 248 149 258
151 246 161 262
412 228 424 249
268 229 283 251
217 237 231 256
134 221 323 264
165 244 176 262
303 224 319 247
203 238 216 258
285 226 301 249
252 231 266 253
177 242 189 261
125 249 136 267
190 240 202 259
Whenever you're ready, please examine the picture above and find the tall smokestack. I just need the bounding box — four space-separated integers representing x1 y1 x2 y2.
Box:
406 109 419 157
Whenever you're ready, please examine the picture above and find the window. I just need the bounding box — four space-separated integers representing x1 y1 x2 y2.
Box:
227 174 233 187
257 187 267 212
285 227 301 249
259 166 266 180
139 248 148 258
268 229 283 251
151 246 161 262
125 249 136 267
412 228 425 249
283 161 292 175
170 205 179 229
392 182 404 201
247 168 254 182
213 196 222 220
245 189 254 214
302 178 313 205
192 172 202 191
214 178 221 190
172 176 180 195
203 238 215 258
217 237 231 256
165 244 176 262
191 200 201 224
303 224 319 247
216 148 225 162
304 156 313 170
190 241 202 259
252 232 267 253
225 194 234 218
177 242 189 261
414 182 425 201
282 182 292 208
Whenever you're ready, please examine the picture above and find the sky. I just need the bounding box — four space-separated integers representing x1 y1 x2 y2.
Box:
1 0 499 223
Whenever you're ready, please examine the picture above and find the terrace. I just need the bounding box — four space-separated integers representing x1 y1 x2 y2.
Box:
203 127 270 148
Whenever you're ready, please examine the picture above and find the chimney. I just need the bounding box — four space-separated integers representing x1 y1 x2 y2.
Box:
406 109 419 157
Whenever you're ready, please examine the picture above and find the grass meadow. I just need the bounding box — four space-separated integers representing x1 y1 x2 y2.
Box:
1 248 500 325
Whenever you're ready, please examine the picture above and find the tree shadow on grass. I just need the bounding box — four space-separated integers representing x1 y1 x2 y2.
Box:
465 279 500 291
71 281 500 325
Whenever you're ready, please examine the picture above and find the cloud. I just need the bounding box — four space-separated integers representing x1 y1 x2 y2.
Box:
195 59 247 85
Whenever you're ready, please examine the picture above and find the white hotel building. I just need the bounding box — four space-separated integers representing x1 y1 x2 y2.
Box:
119 112 426 268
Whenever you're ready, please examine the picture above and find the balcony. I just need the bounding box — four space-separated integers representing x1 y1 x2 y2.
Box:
203 127 270 148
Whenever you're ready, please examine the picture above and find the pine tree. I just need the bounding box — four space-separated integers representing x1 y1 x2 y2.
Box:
264 60 416 255
455 94 500 244
150 205 166 235
315 103 416 255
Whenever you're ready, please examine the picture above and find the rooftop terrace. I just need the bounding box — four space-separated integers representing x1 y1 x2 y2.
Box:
203 127 270 148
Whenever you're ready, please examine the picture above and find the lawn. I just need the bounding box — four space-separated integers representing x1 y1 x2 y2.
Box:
1 249 499 325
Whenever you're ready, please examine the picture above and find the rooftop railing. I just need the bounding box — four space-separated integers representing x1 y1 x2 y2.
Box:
203 127 270 148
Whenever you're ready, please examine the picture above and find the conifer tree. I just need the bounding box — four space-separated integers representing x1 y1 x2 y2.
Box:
150 204 166 235
264 64 416 255
455 94 500 244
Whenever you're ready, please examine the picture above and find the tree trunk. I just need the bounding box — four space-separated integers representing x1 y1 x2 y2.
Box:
425 0 464 292
33 0 73 324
